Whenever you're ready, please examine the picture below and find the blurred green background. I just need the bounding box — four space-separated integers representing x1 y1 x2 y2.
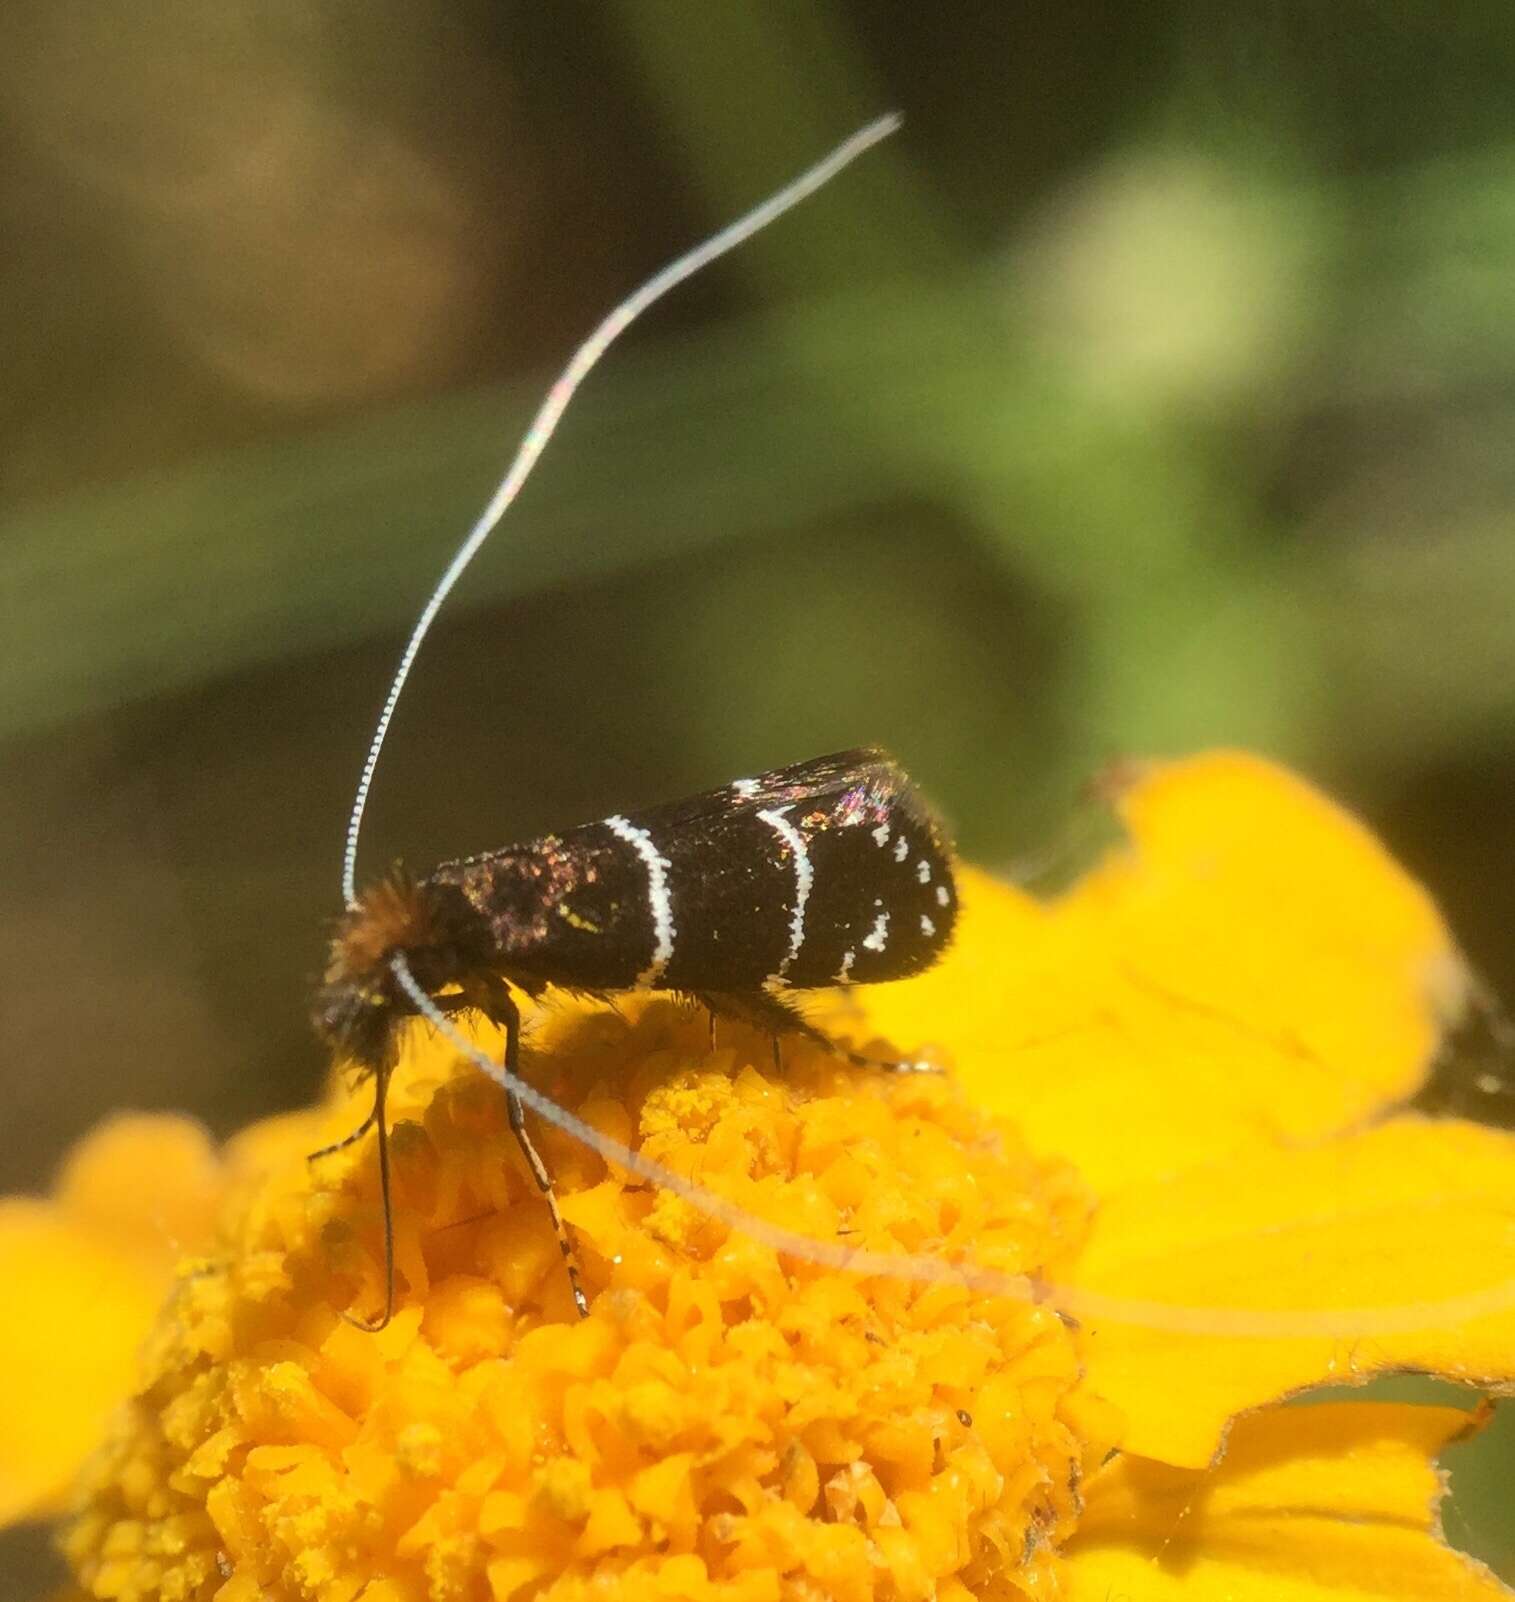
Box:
3 1 1514 1590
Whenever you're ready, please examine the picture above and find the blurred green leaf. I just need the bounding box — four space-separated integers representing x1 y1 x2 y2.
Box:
0 308 911 738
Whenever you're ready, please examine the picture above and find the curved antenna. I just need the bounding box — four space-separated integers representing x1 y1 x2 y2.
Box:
388 953 1515 1340
343 113 903 907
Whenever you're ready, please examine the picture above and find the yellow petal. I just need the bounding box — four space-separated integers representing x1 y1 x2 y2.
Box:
850 752 1464 1193
1069 1116 1515 1467
53 1113 222 1273
0 1115 222 1523
0 1201 165 1522
1065 1402 1512 1599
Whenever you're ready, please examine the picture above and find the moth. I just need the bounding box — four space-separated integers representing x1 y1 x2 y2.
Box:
308 117 939 1328
314 748 956 1324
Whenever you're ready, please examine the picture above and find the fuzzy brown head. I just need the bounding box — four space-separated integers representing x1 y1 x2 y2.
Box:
313 870 493 1070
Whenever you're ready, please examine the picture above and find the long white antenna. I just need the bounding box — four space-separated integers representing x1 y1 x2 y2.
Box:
343 113 903 906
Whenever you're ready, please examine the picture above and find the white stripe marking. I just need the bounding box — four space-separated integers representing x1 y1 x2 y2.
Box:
604 814 676 986
862 910 890 953
836 950 855 983
893 835 909 863
757 806 812 978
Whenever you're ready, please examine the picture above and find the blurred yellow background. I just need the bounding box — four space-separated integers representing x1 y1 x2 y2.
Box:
2 4 1513 1590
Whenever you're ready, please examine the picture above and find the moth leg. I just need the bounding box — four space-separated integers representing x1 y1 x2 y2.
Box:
697 989 939 1075
308 990 469 1162
697 988 824 1061
480 981 591 1320
842 1043 940 1076
318 1063 396 1333
305 1101 378 1162
505 1088 589 1318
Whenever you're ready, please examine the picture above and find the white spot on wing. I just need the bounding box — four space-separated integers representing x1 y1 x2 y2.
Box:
920 914 935 938
604 814 675 986
935 884 950 907
836 950 855 983
916 858 931 884
871 823 890 848
862 910 890 953
757 806 812 979
893 835 909 863
732 777 760 799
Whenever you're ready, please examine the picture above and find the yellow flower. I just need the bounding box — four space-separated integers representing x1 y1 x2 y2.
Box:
0 1116 224 1527
3 751 1513 1600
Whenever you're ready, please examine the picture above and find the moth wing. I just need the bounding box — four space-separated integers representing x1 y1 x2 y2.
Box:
627 748 957 990
632 747 910 831
434 749 957 994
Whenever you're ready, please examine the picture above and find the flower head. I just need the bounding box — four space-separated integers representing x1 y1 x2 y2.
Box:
5 752 1514 1600
62 1004 1116 1602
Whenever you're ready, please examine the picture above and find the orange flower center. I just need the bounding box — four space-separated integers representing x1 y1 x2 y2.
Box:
62 999 1113 1602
